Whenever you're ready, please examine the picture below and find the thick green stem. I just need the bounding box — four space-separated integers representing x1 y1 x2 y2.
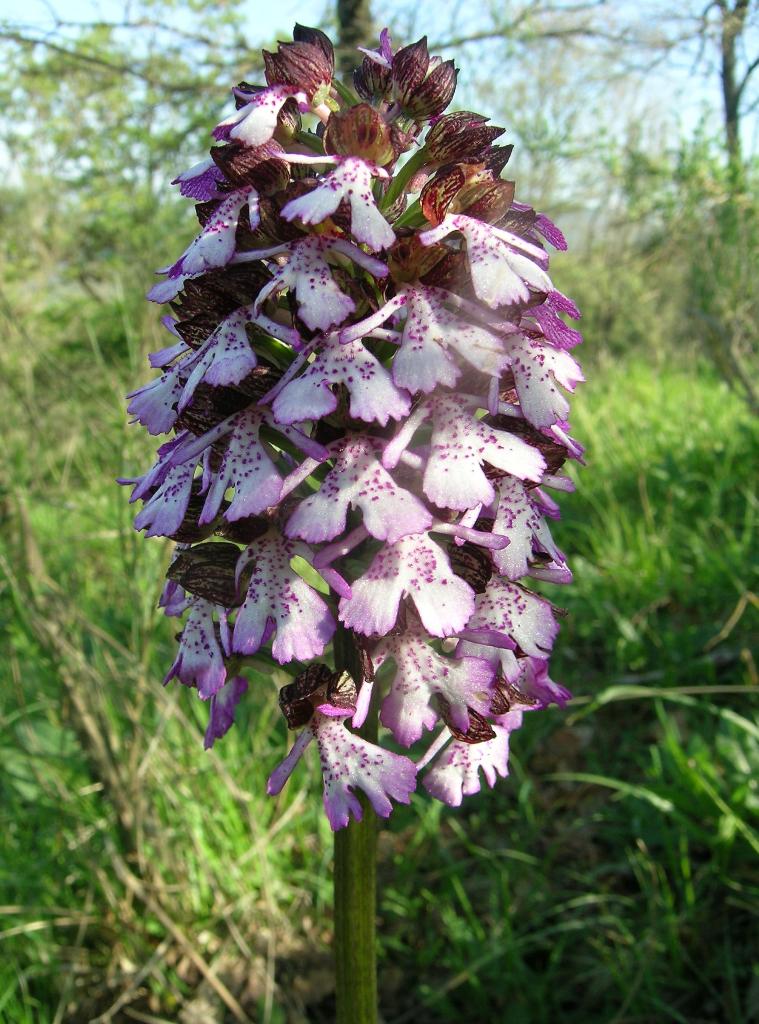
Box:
333 625 378 1024
380 147 428 212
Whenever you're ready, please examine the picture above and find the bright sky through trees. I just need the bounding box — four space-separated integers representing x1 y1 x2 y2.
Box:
2 0 755 147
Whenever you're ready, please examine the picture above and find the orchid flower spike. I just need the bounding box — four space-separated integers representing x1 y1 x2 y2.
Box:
123 24 583 830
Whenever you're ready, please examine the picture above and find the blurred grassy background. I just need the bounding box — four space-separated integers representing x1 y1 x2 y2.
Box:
0 1 757 1021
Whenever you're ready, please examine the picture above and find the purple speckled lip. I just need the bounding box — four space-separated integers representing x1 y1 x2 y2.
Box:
123 23 583 829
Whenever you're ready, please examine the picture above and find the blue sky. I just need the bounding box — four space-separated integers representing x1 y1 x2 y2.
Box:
0 0 329 36
1 0 756 161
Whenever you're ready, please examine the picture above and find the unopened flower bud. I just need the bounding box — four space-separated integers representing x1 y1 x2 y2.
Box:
211 142 290 194
392 36 430 104
279 663 334 727
167 541 243 606
437 699 497 743
421 163 516 225
403 59 458 120
323 104 396 165
353 56 392 101
424 110 505 165
386 234 448 282
485 144 515 176
292 23 334 64
448 542 493 594
263 28 334 100
456 179 516 223
420 165 467 225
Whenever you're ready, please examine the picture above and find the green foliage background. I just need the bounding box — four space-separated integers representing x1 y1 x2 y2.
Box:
0 2 757 1021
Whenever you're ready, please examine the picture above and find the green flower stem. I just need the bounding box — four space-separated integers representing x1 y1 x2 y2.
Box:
333 624 378 1024
332 76 358 106
380 147 428 212
295 129 326 153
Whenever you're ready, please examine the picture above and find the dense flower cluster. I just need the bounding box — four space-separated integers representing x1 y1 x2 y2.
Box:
123 26 583 830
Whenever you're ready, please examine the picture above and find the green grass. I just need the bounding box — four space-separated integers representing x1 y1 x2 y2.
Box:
559 357 756 677
0 295 757 1022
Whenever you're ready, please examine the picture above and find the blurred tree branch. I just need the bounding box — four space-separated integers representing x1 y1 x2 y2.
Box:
429 0 631 49
0 26 204 90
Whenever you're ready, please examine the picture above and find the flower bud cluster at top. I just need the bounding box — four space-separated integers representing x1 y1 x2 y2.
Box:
122 25 584 830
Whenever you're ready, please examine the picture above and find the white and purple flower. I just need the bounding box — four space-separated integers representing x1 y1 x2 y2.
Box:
124 24 584 829
281 156 395 251
149 187 260 303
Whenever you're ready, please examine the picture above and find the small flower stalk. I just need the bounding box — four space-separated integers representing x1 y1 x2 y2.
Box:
123 25 583 831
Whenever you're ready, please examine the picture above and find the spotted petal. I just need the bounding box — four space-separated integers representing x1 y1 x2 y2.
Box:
491 475 569 582
176 307 259 414
266 711 416 830
172 157 226 200
374 630 495 746
147 273 193 304
282 157 394 251
530 290 582 350
165 187 259 280
419 213 552 308
339 532 475 638
214 84 306 146
165 598 227 699
455 637 519 685
422 395 545 511
343 287 511 394
121 432 192 504
394 287 510 393
272 334 410 426
511 657 572 708
254 238 355 332
133 461 196 538
460 578 559 658
198 409 284 524
129 305 273 435
422 711 523 806
534 212 567 251
315 714 416 829
506 334 584 428
126 362 187 435
159 578 190 618
150 336 187 368
285 435 431 543
233 534 335 663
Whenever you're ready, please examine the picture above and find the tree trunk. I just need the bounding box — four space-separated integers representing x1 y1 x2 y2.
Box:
718 0 748 180
336 0 375 76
